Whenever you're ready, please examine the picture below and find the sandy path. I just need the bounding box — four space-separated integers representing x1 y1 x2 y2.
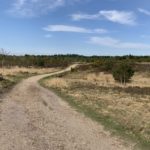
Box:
0 65 134 150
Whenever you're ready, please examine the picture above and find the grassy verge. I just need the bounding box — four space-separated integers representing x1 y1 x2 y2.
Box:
40 74 150 150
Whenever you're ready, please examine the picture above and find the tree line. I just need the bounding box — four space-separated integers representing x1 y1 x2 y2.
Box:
0 53 150 68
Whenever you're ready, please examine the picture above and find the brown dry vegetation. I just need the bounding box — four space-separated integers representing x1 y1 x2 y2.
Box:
42 69 150 147
0 67 58 76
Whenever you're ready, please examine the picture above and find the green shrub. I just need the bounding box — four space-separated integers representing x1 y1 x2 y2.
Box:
71 67 76 72
93 59 115 72
102 60 115 72
113 62 134 85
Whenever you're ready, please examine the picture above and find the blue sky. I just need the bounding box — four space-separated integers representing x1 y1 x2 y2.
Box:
0 0 150 55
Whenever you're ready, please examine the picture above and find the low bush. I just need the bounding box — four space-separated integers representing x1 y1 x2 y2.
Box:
113 62 134 85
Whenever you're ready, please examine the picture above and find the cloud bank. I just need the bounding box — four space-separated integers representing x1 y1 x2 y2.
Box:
71 10 136 25
43 24 108 34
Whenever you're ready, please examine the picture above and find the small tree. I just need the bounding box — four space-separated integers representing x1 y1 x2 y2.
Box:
113 62 134 85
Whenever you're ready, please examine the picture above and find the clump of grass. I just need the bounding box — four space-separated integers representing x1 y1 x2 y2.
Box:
43 78 69 89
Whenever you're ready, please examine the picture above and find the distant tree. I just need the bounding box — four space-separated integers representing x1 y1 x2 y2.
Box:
113 62 134 85
0 48 9 68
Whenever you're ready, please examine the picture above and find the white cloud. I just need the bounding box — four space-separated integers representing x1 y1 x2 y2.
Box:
71 13 100 21
138 8 150 16
43 25 90 33
90 37 119 46
8 0 83 17
99 10 136 25
89 36 150 49
43 25 108 34
71 10 136 25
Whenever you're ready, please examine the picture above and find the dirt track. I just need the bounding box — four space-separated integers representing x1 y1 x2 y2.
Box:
0 65 133 150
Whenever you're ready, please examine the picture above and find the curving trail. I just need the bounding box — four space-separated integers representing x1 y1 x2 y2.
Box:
0 65 133 150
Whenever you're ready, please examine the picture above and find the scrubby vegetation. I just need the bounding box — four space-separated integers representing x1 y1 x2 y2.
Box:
41 62 150 149
1 52 149 95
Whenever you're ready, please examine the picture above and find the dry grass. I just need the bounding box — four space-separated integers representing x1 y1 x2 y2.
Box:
0 67 59 77
44 78 69 89
43 70 150 144
84 72 150 88
85 72 115 86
